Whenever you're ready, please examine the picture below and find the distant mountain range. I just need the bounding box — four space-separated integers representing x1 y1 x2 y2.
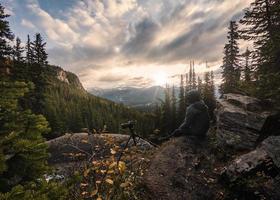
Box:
90 86 166 108
90 85 221 109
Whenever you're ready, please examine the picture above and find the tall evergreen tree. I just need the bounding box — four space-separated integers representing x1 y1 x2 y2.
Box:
13 37 24 62
202 71 216 119
242 48 253 82
210 71 215 95
0 81 50 191
197 76 203 93
240 0 280 71
178 75 185 123
161 85 172 133
220 21 241 94
31 33 48 66
192 62 197 89
171 86 177 131
0 3 14 60
185 72 190 105
240 0 280 100
25 34 33 65
189 62 193 89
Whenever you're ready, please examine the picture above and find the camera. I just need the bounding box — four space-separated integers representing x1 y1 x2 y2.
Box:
120 120 136 130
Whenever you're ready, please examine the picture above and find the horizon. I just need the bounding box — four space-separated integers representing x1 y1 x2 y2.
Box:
3 0 252 89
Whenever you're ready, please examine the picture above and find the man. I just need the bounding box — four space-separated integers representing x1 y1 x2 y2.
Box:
163 90 210 141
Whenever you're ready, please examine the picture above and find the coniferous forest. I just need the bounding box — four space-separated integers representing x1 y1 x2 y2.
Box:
1 1 280 199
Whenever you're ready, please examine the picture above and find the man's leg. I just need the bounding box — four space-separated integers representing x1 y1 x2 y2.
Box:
160 129 184 142
171 129 184 137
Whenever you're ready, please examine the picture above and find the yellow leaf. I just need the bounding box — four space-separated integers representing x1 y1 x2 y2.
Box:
109 162 117 169
81 191 88 196
97 197 102 200
107 170 114 174
118 161 126 173
81 139 89 143
110 149 116 155
105 179 114 185
120 182 130 188
96 180 101 184
80 183 88 187
90 189 98 197
83 169 90 177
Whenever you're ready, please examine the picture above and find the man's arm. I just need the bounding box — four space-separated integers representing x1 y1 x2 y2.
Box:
178 106 196 131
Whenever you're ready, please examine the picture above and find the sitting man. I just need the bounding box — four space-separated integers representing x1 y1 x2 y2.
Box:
163 90 210 141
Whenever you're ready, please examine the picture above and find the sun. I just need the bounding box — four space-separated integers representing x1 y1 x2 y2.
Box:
153 72 168 86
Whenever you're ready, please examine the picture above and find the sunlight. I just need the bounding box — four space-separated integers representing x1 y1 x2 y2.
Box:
153 72 168 86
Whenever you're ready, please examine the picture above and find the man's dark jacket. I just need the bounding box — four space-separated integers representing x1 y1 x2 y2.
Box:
177 100 210 138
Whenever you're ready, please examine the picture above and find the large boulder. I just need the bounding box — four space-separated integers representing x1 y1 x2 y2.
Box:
221 136 280 183
47 133 154 164
215 93 272 152
220 136 280 199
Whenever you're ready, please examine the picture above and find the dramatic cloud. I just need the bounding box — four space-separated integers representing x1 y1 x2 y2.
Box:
4 0 253 89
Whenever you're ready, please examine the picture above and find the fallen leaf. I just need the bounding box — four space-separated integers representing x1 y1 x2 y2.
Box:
110 149 116 155
105 179 114 185
90 189 98 197
120 182 130 188
83 169 90 177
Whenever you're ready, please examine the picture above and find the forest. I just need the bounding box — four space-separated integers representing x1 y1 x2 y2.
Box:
0 0 280 199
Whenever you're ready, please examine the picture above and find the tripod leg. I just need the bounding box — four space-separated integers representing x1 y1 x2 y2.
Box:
134 133 159 147
117 135 132 165
132 134 137 146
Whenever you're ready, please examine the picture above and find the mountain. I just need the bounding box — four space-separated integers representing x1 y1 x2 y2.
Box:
90 86 166 109
4 62 156 139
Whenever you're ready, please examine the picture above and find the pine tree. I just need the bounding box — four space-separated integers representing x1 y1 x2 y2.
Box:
13 37 24 62
0 3 14 60
197 76 203 93
189 62 193 89
185 72 190 105
0 81 50 191
25 34 33 65
210 71 215 96
202 71 216 119
178 75 185 124
240 0 280 101
242 48 253 82
240 0 280 71
220 21 241 94
31 33 48 66
171 86 177 131
192 62 197 89
161 85 172 133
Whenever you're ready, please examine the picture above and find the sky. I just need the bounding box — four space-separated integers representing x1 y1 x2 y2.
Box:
2 0 253 89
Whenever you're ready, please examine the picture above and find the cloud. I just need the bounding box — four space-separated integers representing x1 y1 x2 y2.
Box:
5 0 253 89
26 1 79 47
98 73 126 82
21 19 35 28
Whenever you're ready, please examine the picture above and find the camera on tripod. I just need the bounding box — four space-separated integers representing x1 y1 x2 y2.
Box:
120 120 136 130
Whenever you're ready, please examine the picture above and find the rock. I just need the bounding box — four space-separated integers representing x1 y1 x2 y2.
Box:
57 70 69 84
257 112 280 144
47 133 154 164
223 93 263 112
215 93 271 152
221 136 280 183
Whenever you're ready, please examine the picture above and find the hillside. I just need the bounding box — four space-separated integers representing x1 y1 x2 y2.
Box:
9 62 156 139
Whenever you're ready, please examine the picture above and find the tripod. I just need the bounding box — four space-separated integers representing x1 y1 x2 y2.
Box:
117 126 158 165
